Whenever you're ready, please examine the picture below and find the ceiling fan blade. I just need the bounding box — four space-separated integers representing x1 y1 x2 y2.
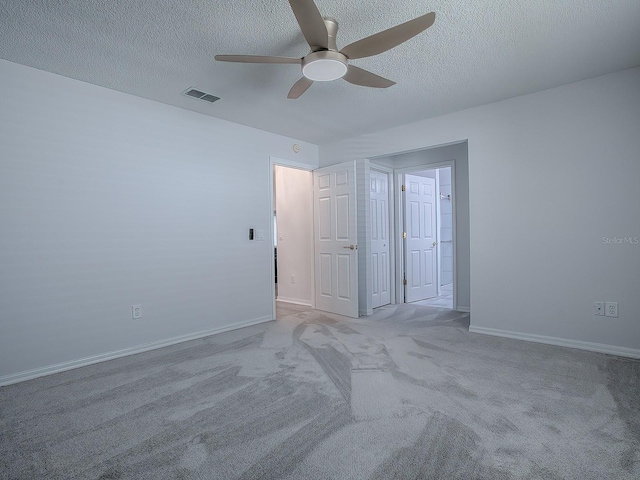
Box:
343 65 396 88
215 55 301 64
288 77 314 99
340 12 435 60
288 0 328 49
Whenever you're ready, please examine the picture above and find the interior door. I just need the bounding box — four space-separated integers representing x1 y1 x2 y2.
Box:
370 170 390 308
313 161 359 317
404 174 437 302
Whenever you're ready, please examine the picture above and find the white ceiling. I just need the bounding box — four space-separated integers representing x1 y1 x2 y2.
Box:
1 1 639 145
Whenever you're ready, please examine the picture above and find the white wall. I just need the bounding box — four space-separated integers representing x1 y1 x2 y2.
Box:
274 165 313 305
322 67 640 356
372 142 471 310
0 60 319 383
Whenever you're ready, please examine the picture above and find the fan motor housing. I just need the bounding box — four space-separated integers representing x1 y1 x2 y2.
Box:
302 51 348 81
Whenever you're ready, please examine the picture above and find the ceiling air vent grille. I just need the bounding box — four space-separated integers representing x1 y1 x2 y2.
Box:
182 87 220 103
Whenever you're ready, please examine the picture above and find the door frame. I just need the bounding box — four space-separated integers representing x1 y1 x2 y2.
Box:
393 160 457 308
269 157 315 321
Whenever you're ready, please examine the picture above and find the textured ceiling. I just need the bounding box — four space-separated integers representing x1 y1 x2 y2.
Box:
1 1 639 145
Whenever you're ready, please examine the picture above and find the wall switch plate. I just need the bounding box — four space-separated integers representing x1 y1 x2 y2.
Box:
132 305 142 319
605 302 618 318
593 302 605 316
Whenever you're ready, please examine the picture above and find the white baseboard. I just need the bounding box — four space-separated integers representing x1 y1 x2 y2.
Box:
276 297 312 307
469 325 640 359
0 316 273 387
456 306 471 313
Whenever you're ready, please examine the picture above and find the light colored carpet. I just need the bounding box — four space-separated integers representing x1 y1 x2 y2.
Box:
1 303 638 479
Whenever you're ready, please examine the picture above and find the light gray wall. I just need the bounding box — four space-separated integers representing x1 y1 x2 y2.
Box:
413 170 437 179
372 142 471 310
274 165 313 305
321 67 640 356
0 59 319 383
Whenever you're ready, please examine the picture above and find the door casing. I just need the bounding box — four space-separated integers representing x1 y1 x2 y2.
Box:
393 160 458 309
269 157 315 320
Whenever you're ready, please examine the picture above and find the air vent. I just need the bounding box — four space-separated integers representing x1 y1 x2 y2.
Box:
182 87 220 103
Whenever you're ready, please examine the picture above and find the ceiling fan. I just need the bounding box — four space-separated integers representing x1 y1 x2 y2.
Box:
215 0 435 99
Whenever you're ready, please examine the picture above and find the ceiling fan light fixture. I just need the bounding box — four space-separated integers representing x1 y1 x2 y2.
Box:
302 51 348 82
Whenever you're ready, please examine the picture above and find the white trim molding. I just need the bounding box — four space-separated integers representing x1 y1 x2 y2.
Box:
0 316 274 386
469 325 640 359
276 298 312 307
456 306 471 313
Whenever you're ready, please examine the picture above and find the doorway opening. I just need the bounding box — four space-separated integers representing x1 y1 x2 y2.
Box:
370 140 469 313
269 158 361 320
271 163 314 315
402 166 454 309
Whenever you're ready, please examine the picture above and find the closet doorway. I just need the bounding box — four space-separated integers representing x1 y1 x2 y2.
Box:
272 164 314 308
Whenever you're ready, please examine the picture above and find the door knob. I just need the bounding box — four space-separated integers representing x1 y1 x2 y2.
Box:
343 245 355 250
433 242 437 247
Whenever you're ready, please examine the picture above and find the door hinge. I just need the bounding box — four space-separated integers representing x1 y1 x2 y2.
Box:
401 184 405 192
403 278 407 286
402 232 407 239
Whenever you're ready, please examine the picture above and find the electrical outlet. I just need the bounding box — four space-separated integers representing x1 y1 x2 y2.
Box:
132 305 142 319
290 274 295 284
605 302 618 318
593 302 604 316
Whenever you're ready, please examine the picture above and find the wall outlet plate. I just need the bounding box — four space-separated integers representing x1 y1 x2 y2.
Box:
593 301 605 316
132 305 142 319
605 302 618 318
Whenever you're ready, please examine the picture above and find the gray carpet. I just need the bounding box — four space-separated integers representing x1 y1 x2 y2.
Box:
1 303 638 479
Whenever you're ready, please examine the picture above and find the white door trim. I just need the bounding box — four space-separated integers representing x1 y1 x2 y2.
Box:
393 160 457 308
269 157 315 321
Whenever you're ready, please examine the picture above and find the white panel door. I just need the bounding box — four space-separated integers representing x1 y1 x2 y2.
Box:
370 170 390 309
314 161 358 317
404 174 437 302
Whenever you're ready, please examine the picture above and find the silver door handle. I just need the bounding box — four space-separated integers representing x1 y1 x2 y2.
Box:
343 245 355 250
433 242 437 247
